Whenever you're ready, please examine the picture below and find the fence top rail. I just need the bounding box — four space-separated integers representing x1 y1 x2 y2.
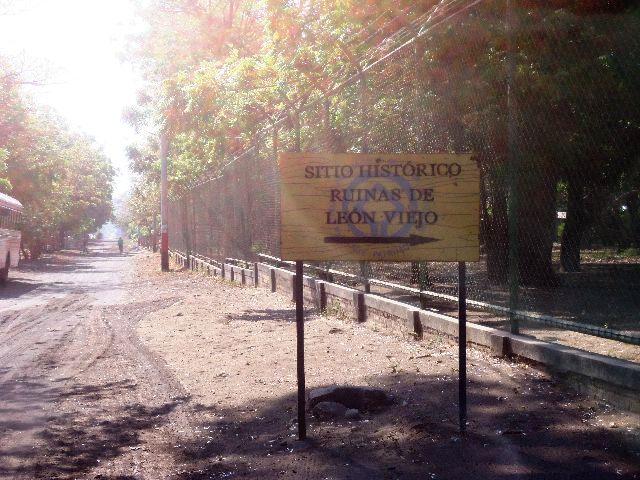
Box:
191 252 223 267
225 257 253 268
257 254 360 280
258 253 295 266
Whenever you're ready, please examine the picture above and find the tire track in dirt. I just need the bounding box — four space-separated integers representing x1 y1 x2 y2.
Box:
0 293 100 479
0 295 92 373
0 243 184 479
41 308 114 382
34 295 193 480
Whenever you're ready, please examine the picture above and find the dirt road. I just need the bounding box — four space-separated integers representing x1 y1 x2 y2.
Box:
0 242 638 479
0 242 186 479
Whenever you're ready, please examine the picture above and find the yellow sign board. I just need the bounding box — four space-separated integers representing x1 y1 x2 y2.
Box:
279 153 480 262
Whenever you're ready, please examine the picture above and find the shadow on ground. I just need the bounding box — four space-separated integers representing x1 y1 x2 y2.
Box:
227 309 300 323
165 372 639 480
0 373 191 479
4 370 635 479
0 375 147 479
0 278 78 301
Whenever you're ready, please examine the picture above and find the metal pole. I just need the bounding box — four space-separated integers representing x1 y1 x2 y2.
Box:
419 262 428 309
458 261 467 434
359 72 371 294
160 132 170 272
295 260 307 440
506 0 520 334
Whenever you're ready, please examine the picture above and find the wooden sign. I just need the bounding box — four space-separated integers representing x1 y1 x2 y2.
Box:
279 153 480 262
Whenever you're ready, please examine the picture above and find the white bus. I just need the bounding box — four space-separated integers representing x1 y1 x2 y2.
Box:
0 192 23 284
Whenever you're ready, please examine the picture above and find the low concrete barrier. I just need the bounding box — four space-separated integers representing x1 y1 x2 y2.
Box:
364 294 417 338
256 263 272 289
323 282 360 322
272 266 296 301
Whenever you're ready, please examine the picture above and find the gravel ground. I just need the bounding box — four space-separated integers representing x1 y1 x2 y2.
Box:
134 253 640 479
1 243 638 479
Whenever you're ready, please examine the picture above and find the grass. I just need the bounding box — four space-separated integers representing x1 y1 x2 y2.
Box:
581 247 640 263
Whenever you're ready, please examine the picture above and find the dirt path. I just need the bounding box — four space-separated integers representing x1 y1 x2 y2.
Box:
0 243 638 479
0 242 190 479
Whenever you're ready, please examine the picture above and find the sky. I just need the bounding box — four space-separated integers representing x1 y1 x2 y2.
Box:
0 0 144 199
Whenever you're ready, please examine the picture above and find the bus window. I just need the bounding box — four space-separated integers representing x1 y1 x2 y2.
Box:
0 208 8 228
0 208 20 230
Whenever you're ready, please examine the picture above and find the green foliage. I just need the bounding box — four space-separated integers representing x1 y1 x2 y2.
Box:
125 1 640 282
0 148 11 192
0 61 114 256
117 177 159 240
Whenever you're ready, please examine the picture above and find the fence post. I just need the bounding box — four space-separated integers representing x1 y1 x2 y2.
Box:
317 99 337 284
507 0 520 334
318 281 327 312
160 132 170 272
270 268 276 293
413 38 432 307
191 188 198 258
180 195 193 265
359 71 371 294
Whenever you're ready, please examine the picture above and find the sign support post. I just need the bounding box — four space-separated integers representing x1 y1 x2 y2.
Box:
294 260 307 440
458 261 467 434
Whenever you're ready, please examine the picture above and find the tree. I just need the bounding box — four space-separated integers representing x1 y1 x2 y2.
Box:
125 0 640 287
0 59 115 258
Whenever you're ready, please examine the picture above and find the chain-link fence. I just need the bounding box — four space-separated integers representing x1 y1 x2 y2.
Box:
167 1 640 361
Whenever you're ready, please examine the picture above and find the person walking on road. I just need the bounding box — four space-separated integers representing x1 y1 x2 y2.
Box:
118 237 124 254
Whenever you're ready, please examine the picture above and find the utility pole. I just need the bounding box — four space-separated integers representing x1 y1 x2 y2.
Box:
160 132 170 272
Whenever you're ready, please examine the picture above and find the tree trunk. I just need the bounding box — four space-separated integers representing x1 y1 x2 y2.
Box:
517 166 558 286
484 176 509 284
560 180 585 272
180 197 192 262
628 193 640 249
30 240 42 260
58 228 66 250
